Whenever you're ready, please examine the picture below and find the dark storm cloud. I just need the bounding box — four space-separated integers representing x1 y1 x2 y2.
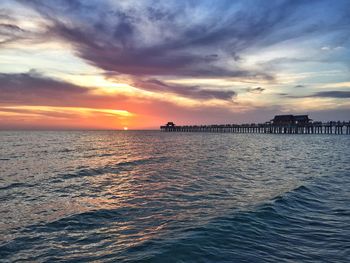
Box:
14 0 319 79
47 19 272 79
134 79 236 100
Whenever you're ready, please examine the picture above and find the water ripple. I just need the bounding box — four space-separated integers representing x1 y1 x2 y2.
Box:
0 131 349 262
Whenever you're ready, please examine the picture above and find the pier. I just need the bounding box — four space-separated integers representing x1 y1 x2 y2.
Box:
160 115 350 135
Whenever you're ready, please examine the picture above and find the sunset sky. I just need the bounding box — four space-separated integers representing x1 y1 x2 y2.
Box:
1 0 350 129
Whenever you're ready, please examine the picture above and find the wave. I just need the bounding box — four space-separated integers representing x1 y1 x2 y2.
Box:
131 174 350 262
0 206 135 257
0 182 34 191
57 148 74 153
2 173 349 262
0 156 168 196
58 156 168 180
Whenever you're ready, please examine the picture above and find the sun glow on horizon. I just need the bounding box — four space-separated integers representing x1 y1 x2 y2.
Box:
0 105 136 129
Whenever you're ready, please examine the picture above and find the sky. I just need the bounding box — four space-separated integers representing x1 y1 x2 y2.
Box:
0 0 350 130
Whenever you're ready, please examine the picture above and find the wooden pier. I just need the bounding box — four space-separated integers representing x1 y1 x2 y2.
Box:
160 115 350 135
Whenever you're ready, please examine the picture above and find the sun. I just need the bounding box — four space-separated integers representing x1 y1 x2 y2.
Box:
123 127 128 131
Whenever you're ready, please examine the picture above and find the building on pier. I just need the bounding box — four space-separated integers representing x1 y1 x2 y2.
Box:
166 122 175 127
294 115 311 124
271 115 311 125
271 115 294 125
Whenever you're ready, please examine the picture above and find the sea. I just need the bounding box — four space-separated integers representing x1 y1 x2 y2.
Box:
0 131 349 262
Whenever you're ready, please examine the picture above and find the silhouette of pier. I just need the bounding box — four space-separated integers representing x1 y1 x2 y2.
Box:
160 115 350 135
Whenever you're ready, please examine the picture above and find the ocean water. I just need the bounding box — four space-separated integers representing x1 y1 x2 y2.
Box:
0 131 349 262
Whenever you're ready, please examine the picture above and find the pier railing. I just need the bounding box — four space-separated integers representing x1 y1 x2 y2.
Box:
160 121 350 134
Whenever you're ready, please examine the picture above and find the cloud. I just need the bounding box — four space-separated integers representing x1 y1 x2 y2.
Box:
0 106 82 119
0 6 43 46
0 70 237 105
294 85 305 88
0 22 25 45
310 91 350 98
48 19 272 79
0 71 238 115
13 0 350 89
0 71 91 105
16 0 317 80
134 79 236 100
285 90 350 99
0 23 23 33
247 87 265 94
